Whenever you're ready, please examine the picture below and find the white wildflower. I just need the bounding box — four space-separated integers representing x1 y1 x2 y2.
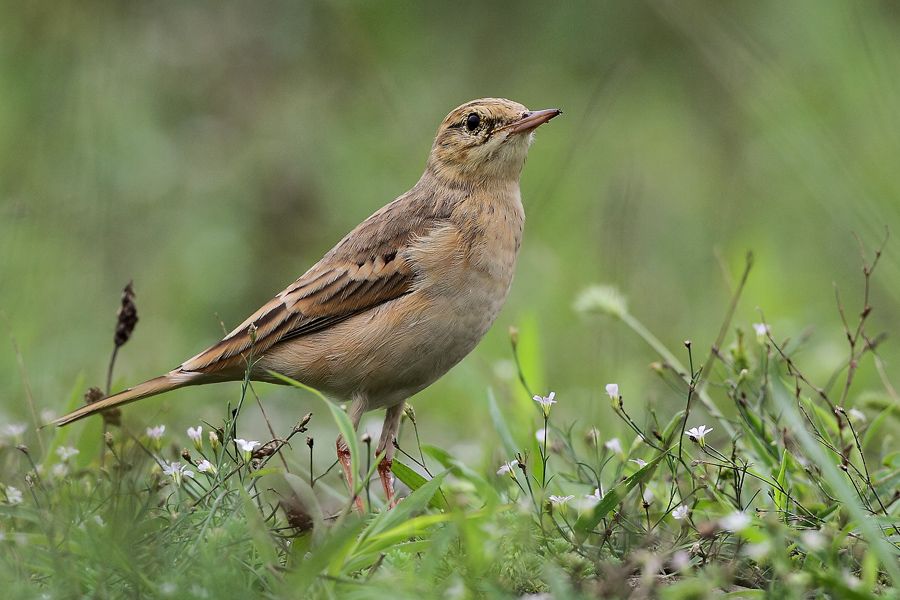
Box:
533 391 556 416
548 494 575 506
642 488 655 504
146 425 166 450
604 437 622 454
752 323 770 337
744 541 770 560
630 458 647 468
55 446 80 461
235 439 259 462
235 438 259 452
605 383 619 400
162 461 194 486
2 424 27 439
721 511 751 532
578 488 603 511
196 459 216 474
670 550 691 571
51 464 68 478
208 430 220 450
5 487 23 505
672 505 689 520
496 460 518 477
187 426 203 442
685 425 713 446
187 426 203 451
535 428 547 444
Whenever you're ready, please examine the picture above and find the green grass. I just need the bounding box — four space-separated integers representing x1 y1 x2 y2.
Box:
1 247 897 599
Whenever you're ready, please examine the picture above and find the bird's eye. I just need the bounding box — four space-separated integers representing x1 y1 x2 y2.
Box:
465 113 481 132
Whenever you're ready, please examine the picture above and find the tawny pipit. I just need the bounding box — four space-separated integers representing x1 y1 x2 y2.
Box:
54 98 561 509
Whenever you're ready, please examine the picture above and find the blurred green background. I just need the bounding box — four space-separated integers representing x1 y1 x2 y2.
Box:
2 1 898 465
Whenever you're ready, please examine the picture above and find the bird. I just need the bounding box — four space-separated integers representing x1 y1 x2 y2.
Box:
52 98 561 510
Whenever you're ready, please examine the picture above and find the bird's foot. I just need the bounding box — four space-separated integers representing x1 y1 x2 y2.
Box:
377 456 396 509
336 443 365 514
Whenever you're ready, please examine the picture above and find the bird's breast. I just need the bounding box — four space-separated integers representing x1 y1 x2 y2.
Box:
409 186 524 309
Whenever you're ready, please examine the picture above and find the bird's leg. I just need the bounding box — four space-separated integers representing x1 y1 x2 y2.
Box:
336 394 366 513
375 402 405 509
335 436 365 513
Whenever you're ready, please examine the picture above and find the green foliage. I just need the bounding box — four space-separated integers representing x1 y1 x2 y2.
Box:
2 247 898 598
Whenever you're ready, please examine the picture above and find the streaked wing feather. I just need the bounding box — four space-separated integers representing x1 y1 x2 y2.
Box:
181 251 422 375
179 184 458 376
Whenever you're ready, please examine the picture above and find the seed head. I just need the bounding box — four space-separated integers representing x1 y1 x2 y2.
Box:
113 281 138 348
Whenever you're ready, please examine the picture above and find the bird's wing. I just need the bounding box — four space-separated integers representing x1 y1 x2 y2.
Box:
180 193 453 375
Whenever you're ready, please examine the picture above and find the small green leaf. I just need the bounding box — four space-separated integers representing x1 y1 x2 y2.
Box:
392 460 426 491
392 460 448 510
358 512 461 556
359 470 448 549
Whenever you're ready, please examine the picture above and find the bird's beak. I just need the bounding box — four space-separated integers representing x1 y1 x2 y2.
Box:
506 108 562 134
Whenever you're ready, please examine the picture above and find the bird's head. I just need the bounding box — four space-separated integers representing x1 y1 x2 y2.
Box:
426 98 561 184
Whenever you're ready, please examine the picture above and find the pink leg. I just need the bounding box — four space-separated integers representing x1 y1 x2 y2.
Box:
376 402 405 509
336 437 365 514
378 456 396 508
336 394 367 513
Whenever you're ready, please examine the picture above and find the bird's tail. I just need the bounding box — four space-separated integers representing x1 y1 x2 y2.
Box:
51 370 201 427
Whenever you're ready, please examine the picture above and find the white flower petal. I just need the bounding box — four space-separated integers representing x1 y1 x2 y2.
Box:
496 459 518 476
532 392 557 408
55 446 80 461
604 438 622 454
6 486 24 504
605 383 619 400
235 439 260 453
721 511 751 532
548 494 575 506
2 424 27 438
